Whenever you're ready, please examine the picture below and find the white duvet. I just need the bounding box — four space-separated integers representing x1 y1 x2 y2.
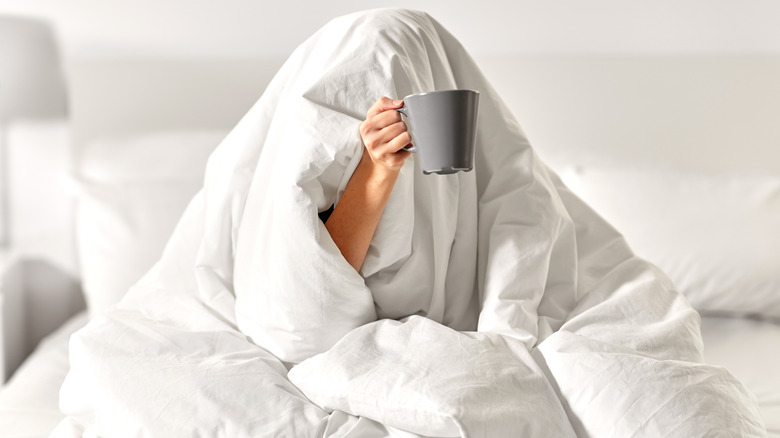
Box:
53 9 765 438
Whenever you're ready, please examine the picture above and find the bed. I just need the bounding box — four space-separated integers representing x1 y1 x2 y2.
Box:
1 13 778 436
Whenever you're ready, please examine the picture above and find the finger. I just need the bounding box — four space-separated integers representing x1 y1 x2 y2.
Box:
370 108 404 130
378 120 407 140
384 131 413 153
366 97 404 118
392 148 412 160
372 129 410 156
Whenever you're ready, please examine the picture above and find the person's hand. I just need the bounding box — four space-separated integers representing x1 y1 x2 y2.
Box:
359 97 412 174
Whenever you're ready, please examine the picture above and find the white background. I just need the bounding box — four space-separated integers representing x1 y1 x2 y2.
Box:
1 0 780 59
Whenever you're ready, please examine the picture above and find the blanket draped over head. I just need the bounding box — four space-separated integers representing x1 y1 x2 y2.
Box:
54 9 765 438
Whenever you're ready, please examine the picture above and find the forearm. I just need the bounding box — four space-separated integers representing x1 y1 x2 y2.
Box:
325 149 399 272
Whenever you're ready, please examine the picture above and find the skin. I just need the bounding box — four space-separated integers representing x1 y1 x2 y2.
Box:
325 97 412 272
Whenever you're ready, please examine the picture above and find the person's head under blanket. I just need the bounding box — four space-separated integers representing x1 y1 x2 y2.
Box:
229 8 575 363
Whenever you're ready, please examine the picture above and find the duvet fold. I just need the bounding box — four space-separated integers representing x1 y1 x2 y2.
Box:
54 8 765 438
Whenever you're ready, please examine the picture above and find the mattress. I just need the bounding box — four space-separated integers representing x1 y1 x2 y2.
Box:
699 314 780 436
0 312 88 437
0 312 777 436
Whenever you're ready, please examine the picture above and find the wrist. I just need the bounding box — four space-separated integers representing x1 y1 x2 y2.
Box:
358 149 401 187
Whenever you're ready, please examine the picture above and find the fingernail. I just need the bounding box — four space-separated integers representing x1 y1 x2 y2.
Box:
393 100 403 105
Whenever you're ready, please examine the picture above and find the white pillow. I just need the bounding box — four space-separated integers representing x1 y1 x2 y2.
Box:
75 131 225 317
558 164 780 318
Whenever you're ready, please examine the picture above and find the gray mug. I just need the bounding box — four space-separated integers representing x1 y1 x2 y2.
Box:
396 89 479 175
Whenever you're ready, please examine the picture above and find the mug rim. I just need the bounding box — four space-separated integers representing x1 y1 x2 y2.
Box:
403 89 479 100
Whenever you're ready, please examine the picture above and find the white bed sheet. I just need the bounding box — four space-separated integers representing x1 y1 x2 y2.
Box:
700 314 780 437
0 312 88 438
0 311 777 436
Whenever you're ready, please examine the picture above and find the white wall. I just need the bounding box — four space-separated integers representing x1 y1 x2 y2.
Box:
1 0 780 59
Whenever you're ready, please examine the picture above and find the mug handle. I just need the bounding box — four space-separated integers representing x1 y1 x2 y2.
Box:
395 105 416 152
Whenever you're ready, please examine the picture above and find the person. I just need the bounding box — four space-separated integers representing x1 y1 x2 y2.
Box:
57 10 765 437
324 97 411 272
